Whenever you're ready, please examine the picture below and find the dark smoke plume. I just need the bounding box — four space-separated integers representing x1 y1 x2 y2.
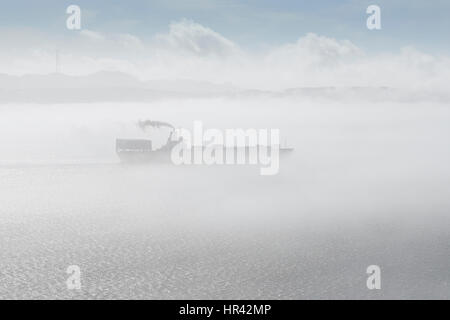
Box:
138 120 175 131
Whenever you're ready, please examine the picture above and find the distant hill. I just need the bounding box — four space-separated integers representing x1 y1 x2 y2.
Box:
0 71 447 103
0 71 241 103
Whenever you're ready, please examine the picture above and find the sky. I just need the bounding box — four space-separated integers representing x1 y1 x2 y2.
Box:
0 1 449 90
0 0 449 52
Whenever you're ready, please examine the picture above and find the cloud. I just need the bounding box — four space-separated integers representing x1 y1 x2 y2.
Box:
115 33 143 49
155 19 238 57
0 20 449 93
267 33 362 66
79 30 143 50
80 29 105 41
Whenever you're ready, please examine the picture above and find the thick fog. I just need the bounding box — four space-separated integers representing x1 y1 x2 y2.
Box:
1 94 449 299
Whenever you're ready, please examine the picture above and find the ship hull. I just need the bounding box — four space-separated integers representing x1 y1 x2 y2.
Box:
117 146 293 164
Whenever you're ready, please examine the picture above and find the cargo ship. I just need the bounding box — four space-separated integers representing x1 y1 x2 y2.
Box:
116 136 181 163
116 120 293 163
116 137 293 163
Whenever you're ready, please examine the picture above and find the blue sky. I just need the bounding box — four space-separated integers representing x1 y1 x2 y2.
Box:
0 0 449 53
